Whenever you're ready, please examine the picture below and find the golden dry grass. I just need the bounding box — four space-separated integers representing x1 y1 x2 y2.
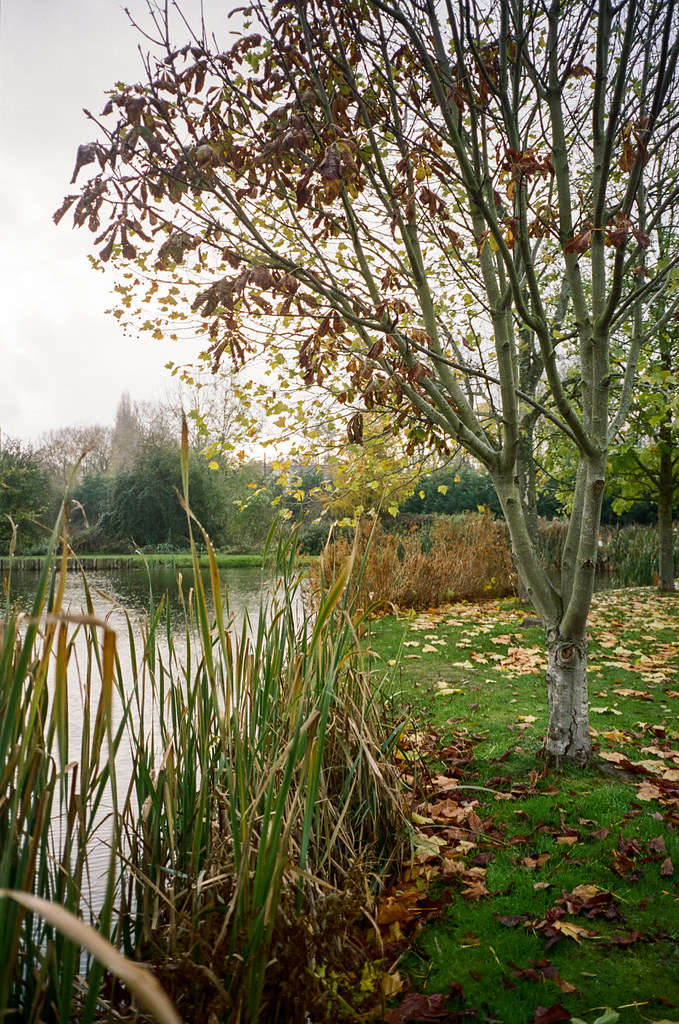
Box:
315 510 516 612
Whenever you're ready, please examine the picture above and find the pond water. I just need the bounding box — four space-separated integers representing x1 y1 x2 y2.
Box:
7 563 271 633
7 564 278 908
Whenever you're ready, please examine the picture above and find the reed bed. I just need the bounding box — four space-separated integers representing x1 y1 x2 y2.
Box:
315 510 516 613
537 519 678 587
0 429 406 1023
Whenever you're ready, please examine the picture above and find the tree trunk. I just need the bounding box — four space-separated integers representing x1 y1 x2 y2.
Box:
657 420 675 592
516 428 540 606
542 630 593 767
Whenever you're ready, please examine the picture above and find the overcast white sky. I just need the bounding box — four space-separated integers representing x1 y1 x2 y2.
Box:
0 0 221 444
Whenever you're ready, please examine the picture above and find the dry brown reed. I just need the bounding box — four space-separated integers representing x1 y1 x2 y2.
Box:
315 510 516 612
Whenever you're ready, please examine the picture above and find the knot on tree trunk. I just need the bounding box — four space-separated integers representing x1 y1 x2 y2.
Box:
556 643 577 668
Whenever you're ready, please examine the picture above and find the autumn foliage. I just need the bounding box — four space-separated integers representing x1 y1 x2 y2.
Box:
315 510 516 612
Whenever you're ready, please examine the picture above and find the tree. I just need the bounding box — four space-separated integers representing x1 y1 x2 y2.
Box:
36 424 113 490
61 0 679 764
607 337 679 590
0 440 53 553
98 437 227 548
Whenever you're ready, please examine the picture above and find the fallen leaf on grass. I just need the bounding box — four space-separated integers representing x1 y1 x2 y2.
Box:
550 919 598 942
608 930 642 946
461 880 489 900
381 971 405 999
376 892 425 926
495 914 531 927
532 1005 571 1024
523 853 551 869
559 886 618 920
383 993 450 1023
660 857 674 876
611 850 637 876
612 688 653 700
636 781 663 801
508 959 578 994
599 750 633 767
412 832 448 863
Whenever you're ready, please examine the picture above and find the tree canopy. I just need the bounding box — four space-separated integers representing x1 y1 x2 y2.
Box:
0 440 53 553
61 0 679 764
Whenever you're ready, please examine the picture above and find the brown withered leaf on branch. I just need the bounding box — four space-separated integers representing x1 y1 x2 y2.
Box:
98 230 116 263
346 411 364 445
70 142 102 184
568 61 594 77
620 138 636 171
53 194 78 226
564 229 592 254
317 147 342 181
408 362 430 384
632 226 651 248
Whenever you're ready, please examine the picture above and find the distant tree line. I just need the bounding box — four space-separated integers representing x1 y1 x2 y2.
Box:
0 391 672 557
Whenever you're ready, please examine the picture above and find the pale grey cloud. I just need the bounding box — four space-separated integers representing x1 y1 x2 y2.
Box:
0 0 210 443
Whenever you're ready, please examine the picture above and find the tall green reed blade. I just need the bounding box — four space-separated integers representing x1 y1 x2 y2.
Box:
0 503 133 1024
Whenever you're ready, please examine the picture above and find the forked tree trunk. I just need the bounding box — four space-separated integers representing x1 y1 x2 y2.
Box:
542 630 592 766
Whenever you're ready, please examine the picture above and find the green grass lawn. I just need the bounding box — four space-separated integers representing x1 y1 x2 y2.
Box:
366 587 679 1024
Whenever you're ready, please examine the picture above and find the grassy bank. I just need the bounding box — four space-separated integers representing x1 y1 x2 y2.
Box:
367 589 679 1023
0 551 267 571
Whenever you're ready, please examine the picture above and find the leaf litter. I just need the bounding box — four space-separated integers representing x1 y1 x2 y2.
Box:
370 588 679 1023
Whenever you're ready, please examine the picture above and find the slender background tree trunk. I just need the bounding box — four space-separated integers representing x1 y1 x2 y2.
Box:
657 421 675 591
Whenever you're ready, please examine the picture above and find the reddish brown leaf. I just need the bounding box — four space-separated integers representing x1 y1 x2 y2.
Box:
532 1005 571 1024
632 226 651 248
660 857 674 876
649 836 667 855
568 62 594 77
609 930 642 946
523 853 551 870
611 850 636 875
495 914 531 928
564 230 591 254
461 880 489 901
620 138 636 172
383 993 448 1023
